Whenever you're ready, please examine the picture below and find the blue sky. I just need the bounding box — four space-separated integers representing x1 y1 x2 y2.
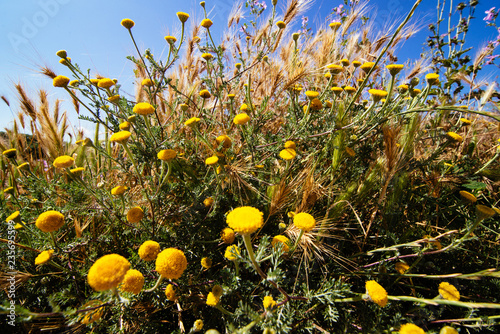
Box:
0 0 498 136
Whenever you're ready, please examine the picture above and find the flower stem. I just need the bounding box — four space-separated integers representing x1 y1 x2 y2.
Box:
145 276 164 293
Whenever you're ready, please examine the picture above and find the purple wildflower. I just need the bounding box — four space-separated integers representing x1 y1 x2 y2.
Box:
484 7 496 22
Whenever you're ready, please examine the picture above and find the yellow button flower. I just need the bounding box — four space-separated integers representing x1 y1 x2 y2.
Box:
438 282 460 301
221 227 235 244
127 207 144 224
87 254 131 291
226 206 264 235
157 149 177 161
365 280 388 307
120 269 144 294
155 248 188 279
233 113 250 125
293 212 316 232
35 249 54 265
133 102 155 115
53 155 74 168
36 210 65 233
138 240 161 261
53 75 70 87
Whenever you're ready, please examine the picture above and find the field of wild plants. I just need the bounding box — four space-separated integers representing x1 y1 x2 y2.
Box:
2 0 500 333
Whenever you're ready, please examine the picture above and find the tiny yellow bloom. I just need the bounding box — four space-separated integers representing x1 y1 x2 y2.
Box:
446 132 463 142
119 121 130 131
141 78 153 87
201 257 212 269
352 60 361 67
127 207 144 224
165 284 177 301
201 53 213 61
329 21 341 30
365 280 388 307
221 227 235 244
305 90 319 100
284 141 296 150
133 102 155 115
426 73 440 85
386 64 404 76
53 75 70 87
53 155 74 168
97 78 114 89
233 113 251 125
326 64 343 74
121 18 135 29
360 62 376 73
201 18 213 28
271 235 290 252
165 36 177 44
344 86 356 94
276 21 286 29
111 185 128 196
157 149 177 161
331 86 343 95
368 89 388 102
224 245 240 260
263 295 277 309
459 118 471 125
199 89 211 99
177 12 190 23
35 249 54 265
279 148 296 160
203 197 214 207
205 156 219 166
110 131 132 144
184 117 201 127
293 212 316 232
438 282 460 301
395 262 410 274
399 323 425 334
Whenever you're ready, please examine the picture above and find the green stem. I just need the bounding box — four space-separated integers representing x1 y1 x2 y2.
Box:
145 276 164 293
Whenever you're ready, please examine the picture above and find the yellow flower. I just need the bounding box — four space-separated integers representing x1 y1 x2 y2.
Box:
97 78 114 88
133 102 155 115
368 89 388 102
459 190 476 203
203 197 214 207
340 58 349 66
352 60 361 67
360 62 376 73
111 185 128 196
177 12 190 23
201 53 213 61
446 131 463 143
227 93 236 99
87 254 131 291
157 149 177 161
439 326 458 334
205 156 219 165
127 207 144 224
180 103 189 111
240 103 249 111
56 50 67 58
53 155 74 168
395 262 410 274
201 18 213 28
216 135 232 149
326 64 343 74
155 248 188 279
331 86 343 95
108 95 120 103
398 84 409 93
386 64 404 76
36 211 65 233
199 89 211 99
365 280 388 307
211 285 223 298
293 212 316 232
194 319 204 332
206 292 220 306
165 35 177 44
329 21 341 30
165 284 177 301
201 257 212 269
324 72 331 79
185 117 201 127
53 75 70 87
121 18 135 29
6 211 21 223
90 78 100 85
410 88 421 97
476 204 497 221
263 295 276 309
138 240 161 261
110 131 132 144
221 228 235 244
271 235 290 252
426 73 440 85
305 90 319 100
3 148 17 158
399 323 425 334
344 86 356 94
279 148 296 160
119 121 131 131
459 118 471 125
276 20 286 29
310 98 323 110
233 113 251 125
226 206 264 235
79 300 105 324
141 78 153 87
439 282 460 301
284 141 296 150
70 167 85 176
120 269 144 294
224 245 240 260
35 249 54 265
